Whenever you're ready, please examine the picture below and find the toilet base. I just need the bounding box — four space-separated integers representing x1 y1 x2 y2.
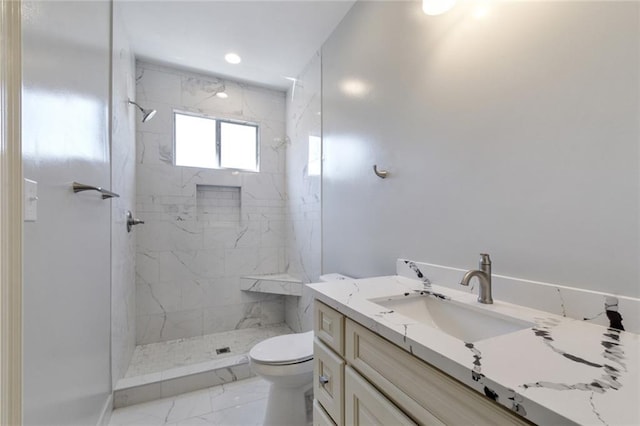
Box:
263 382 312 426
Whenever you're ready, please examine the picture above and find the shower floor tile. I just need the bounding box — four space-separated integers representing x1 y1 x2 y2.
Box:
125 324 293 378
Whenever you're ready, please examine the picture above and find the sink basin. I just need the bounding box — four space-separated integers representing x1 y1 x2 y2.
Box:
371 294 534 342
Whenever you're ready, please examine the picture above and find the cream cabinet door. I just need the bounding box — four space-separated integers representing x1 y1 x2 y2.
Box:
314 400 337 426
315 301 345 355
314 338 345 426
344 366 417 426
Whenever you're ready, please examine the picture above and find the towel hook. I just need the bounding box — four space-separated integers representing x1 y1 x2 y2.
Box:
373 165 388 179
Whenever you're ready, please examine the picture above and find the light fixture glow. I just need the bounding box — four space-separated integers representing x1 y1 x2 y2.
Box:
473 2 491 19
216 92 228 99
473 6 490 19
340 79 370 97
422 0 456 16
225 53 241 64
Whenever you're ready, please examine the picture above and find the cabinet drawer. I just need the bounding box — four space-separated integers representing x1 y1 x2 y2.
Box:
344 366 417 426
345 319 530 426
314 338 345 426
315 301 344 355
313 399 336 426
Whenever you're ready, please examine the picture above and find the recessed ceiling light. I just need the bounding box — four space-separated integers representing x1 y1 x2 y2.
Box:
225 53 241 64
216 92 228 99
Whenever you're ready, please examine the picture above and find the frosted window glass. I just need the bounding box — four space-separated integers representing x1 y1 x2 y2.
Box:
175 113 217 168
220 122 258 171
308 135 321 176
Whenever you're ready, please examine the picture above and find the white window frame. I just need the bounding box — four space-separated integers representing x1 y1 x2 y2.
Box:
173 110 260 172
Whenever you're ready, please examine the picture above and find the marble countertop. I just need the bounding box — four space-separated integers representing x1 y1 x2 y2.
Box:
307 275 639 426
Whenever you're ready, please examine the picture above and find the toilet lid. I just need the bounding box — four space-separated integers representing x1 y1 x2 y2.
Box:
249 331 314 365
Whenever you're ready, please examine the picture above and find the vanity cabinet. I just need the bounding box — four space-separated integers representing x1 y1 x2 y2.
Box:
344 365 416 425
313 301 531 426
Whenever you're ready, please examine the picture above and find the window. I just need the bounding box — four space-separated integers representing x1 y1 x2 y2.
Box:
174 112 259 171
174 113 217 169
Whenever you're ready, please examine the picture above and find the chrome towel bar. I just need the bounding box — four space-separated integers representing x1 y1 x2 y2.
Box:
72 182 120 199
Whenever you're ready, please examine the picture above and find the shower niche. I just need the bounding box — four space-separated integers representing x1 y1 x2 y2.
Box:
196 184 241 224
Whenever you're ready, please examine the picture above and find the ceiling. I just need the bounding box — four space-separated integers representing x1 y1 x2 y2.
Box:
118 1 355 91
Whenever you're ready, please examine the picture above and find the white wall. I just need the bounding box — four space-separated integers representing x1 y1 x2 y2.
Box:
22 1 112 423
322 1 639 298
135 62 287 344
284 52 323 332
111 2 137 386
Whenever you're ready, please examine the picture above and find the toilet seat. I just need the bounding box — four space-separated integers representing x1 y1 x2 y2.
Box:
249 331 313 365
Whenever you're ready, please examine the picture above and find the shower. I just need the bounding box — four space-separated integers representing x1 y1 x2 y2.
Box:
111 5 324 408
113 61 312 409
127 99 156 122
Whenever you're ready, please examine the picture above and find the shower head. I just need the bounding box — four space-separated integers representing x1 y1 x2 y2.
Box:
128 100 157 123
141 108 157 123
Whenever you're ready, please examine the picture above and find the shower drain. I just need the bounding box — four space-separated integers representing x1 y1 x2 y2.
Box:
215 347 231 355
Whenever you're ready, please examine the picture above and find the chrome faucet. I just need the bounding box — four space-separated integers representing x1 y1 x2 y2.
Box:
460 253 493 304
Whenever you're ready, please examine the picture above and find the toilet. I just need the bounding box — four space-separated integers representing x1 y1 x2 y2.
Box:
249 273 352 426
249 331 314 425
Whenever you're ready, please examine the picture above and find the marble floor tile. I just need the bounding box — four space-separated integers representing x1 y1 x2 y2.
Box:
208 377 270 412
110 377 269 426
109 393 179 425
181 398 267 426
165 389 213 424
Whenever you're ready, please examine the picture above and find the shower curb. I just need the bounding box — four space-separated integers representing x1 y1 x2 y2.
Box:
113 354 254 408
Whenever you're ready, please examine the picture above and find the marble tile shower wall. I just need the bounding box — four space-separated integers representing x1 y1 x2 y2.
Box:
284 52 322 332
135 61 288 344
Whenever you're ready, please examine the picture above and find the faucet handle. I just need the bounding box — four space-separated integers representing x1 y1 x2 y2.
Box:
479 253 491 265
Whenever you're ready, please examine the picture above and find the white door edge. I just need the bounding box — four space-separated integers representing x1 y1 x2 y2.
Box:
0 0 23 423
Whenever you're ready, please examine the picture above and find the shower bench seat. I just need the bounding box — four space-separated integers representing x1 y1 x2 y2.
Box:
240 273 303 296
